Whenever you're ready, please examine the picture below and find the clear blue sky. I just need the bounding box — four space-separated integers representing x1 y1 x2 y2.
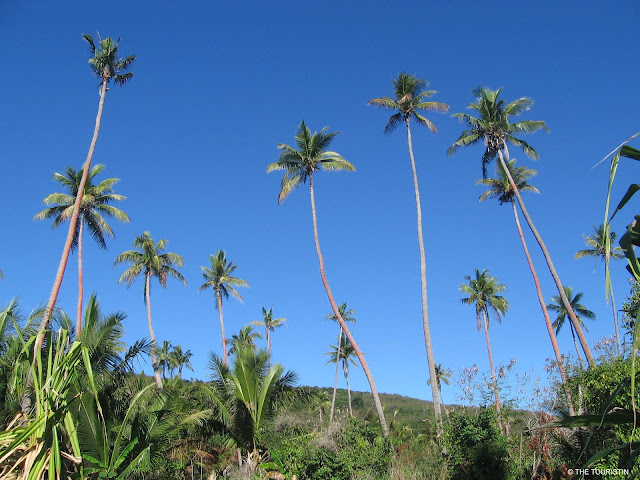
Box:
1 1 639 405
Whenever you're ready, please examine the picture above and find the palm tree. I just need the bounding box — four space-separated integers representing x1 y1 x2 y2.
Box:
199 250 249 366
228 325 262 356
368 74 448 430
460 269 509 427
251 306 286 368
449 87 594 367
427 363 452 414
156 340 174 379
206 348 299 466
170 344 194 380
547 286 595 369
35 164 129 335
325 302 356 422
326 334 359 417
576 225 624 356
114 232 186 390
40 34 134 335
478 160 575 415
267 120 388 437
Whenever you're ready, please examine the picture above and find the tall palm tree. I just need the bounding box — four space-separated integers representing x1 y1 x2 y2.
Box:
114 232 186 390
427 363 452 414
368 74 449 429
325 302 356 422
35 164 129 335
40 35 134 335
449 88 594 367
267 120 389 437
460 269 509 427
576 225 624 356
170 344 194 380
326 334 359 417
479 160 575 415
547 286 595 369
251 306 286 368
228 325 262 356
199 250 249 366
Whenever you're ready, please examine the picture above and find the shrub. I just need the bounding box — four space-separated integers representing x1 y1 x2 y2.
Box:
444 408 513 480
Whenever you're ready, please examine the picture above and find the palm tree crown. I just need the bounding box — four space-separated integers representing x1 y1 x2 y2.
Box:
83 33 135 86
199 250 249 303
114 232 186 291
478 159 539 205
228 325 262 356
448 87 549 177
266 120 355 204
575 224 624 261
35 164 129 249
547 286 595 335
460 269 509 330
367 73 449 133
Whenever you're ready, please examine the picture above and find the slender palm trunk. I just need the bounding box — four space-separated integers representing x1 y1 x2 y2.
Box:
482 309 502 429
146 272 163 390
217 289 228 366
405 118 442 431
266 329 272 369
511 202 575 416
345 363 353 417
610 284 622 356
178 367 182 380
570 323 585 370
308 174 389 437
330 326 343 422
39 79 108 338
76 214 85 336
497 147 595 366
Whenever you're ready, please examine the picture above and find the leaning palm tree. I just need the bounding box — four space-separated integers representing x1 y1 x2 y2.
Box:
449 88 594 367
251 306 286 368
479 160 575 415
547 286 595 370
35 164 129 335
326 334 359 417
199 250 249 366
40 34 134 335
326 302 356 422
368 74 448 429
114 232 186 390
267 120 388 437
576 225 624 356
460 269 509 428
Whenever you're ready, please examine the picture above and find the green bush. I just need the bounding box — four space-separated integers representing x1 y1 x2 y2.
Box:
268 418 390 479
444 408 513 480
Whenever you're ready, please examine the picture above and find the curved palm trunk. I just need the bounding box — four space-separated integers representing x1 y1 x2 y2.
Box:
497 147 595 366
405 118 442 431
217 289 228 366
511 202 575 416
309 174 389 437
330 326 343 422
344 362 353 417
146 272 163 390
76 214 84 336
482 309 502 429
570 323 585 370
609 284 622 357
178 367 183 380
39 80 108 338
